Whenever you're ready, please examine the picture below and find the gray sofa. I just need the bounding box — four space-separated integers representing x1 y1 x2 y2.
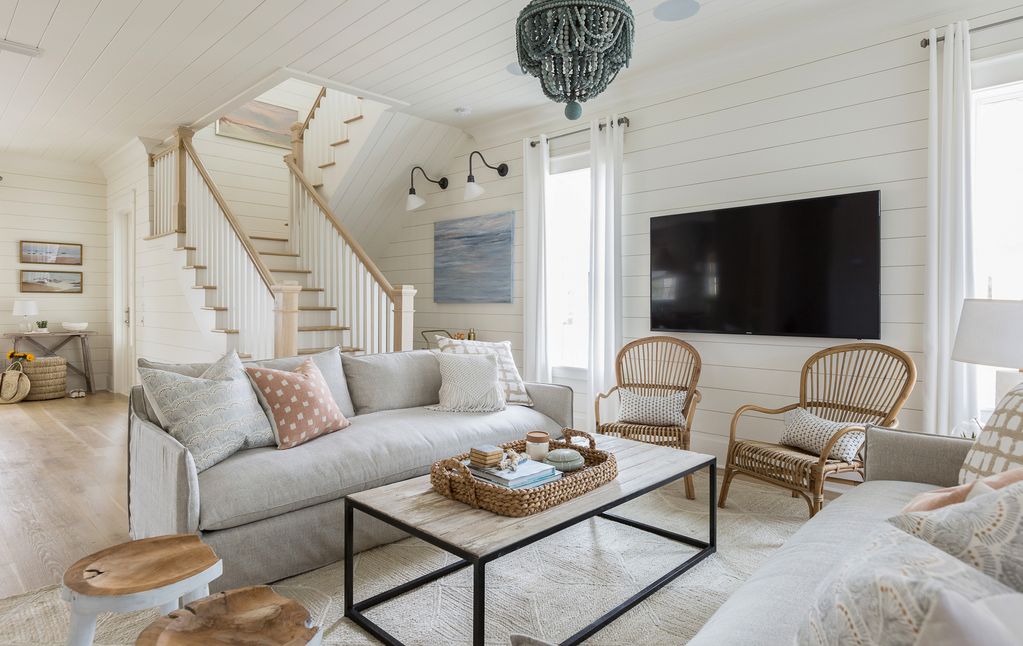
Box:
688 426 976 646
128 349 573 591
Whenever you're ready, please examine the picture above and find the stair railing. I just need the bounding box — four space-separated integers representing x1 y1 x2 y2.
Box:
284 154 415 354
149 138 185 237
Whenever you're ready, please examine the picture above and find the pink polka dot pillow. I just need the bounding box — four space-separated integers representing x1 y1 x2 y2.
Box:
245 359 350 449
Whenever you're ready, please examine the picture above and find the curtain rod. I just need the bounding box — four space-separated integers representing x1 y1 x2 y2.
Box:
529 116 630 148
921 14 1023 47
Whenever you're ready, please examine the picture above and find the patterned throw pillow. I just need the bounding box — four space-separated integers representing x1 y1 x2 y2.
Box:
888 480 1023 592
960 383 1023 484
245 359 351 450
427 353 506 413
779 407 865 462
138 352 274 472
436 337 533 406
617 388 686 427
798 526 1014 646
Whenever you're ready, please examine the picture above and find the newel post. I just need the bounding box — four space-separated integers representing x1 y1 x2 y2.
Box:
392 285 417 352
174 127 193 234
272 281 303 358
290 122 304 169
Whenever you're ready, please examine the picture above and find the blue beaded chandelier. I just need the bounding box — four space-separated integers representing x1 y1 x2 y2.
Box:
516 0 635 120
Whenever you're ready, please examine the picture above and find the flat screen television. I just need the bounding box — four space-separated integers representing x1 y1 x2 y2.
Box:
650 190 880 339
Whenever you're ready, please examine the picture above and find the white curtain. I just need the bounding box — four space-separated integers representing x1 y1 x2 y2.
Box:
925 21 976 435
587 116 625 429
523 135 551 383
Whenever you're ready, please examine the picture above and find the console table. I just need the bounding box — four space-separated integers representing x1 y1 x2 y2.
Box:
4 331 96 393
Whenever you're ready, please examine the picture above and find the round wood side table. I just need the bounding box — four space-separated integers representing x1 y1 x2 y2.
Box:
60 534 222 646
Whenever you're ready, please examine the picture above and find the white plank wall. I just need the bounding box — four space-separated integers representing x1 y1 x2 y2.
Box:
0 154 111 391
373 23 1022 459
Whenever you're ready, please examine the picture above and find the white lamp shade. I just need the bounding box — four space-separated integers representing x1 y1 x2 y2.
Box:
12 300 38 317
952 299 1023 369
406 192 426 211
464 181 485 200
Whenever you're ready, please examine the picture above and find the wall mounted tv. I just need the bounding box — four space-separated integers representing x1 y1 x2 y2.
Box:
650 190 880 340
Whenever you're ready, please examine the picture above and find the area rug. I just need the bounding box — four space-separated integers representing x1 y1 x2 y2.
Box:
0 473 806 645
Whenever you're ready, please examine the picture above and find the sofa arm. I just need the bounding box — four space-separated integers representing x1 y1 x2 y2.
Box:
864 426 974 487
525 382 574 429
128 393 200 537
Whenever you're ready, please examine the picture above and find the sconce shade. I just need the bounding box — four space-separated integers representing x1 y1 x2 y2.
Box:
12 300 38 317
464 181 486 201
952 299 1023 369
406 192 427 211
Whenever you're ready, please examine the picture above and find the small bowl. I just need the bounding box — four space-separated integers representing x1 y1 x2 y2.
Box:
544 448 585 472
62 322 88 332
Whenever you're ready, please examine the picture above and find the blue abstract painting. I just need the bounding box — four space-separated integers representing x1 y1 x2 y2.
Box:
434 211 514 303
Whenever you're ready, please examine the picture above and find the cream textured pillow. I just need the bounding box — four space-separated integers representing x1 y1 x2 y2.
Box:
888 480 1023 592
428 353 506 413
779 407 865 462
960 383 1023 484
618 388 686 427
436 336 532 406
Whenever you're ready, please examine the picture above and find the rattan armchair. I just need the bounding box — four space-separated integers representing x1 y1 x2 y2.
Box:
595 336 703 499
718 343 916 517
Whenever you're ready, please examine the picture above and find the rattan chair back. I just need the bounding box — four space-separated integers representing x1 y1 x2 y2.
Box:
615 336 702 400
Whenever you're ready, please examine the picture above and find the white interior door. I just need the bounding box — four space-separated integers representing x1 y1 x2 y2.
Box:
112 191 136 394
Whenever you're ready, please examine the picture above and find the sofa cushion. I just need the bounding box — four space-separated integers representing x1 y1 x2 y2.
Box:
197 405 563 531
341 350 441 415
687 480 937 646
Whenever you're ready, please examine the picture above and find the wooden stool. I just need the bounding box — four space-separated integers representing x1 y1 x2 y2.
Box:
135 586 322 645
60 535 222 646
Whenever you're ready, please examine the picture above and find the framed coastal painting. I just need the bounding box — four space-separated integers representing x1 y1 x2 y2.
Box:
20 240 82 265
215 100 298 149
20 270 83 294
434 211 514 304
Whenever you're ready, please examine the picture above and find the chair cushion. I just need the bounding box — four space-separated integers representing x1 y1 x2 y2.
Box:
960 383 1023 484
618 388 686 426
780 407 865 462
196 405 563 531
341 350 441 415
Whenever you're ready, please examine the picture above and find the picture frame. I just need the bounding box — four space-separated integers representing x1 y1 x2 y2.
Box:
20 240 83 265
20 270 83 294
434 211 515 304
215 100 299 149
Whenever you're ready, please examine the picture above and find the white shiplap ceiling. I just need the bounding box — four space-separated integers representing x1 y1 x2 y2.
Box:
0 0 996 163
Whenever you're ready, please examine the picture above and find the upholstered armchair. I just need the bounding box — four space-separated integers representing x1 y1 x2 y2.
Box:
718 343 916 517
595 337 703 499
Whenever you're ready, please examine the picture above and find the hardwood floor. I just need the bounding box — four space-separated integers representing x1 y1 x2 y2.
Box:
0 392 129 598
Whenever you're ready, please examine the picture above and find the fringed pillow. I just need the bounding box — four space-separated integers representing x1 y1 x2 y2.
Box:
428 353 506 413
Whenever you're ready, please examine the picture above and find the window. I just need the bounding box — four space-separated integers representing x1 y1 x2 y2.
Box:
545 163 591 369
971 83 1023 417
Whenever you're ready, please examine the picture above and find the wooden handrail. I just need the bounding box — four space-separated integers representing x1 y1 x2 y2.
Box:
283 153 396 299
181 136 276 292
299 87 328 139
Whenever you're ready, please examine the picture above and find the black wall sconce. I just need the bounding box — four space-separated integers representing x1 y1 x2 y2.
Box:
464 151 509 200
407 166 448 211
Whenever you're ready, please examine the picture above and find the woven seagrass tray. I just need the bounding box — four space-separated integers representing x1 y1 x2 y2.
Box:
431 429 617 517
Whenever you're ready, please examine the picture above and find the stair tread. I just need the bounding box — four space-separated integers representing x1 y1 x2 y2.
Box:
174 246 196 251
183 265 207 270
318 161 336 169
299 306 336 311
330 138 350 147
312 183 324 189
193 285 216 290
251 235 288 242
299 346 360 355
238 353 253 360
343 115 364 124
200 306 227 311
260 251 299 257
212 329 239 334
270 268 312 274
299 325 350 332
301 287 324 292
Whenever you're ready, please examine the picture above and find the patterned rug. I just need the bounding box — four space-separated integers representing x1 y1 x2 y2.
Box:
0 473 806 645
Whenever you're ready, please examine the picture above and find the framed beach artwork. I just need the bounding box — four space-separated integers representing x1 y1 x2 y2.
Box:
20 240 82 265
20 271 83 294
434 211 514 304
215 100 298 149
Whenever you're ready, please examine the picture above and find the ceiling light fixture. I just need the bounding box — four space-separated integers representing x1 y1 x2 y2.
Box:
0 38 42 58
516 0 635 120
653 0 700 21
464 151 509 201
407 166 448 212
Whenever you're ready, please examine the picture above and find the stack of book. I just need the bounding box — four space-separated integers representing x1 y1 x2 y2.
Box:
469 445 504 470
464 457 562 490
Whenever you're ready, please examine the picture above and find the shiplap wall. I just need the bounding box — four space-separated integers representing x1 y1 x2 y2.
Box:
377 27 965 458
191 79 322 240
0 153 111 391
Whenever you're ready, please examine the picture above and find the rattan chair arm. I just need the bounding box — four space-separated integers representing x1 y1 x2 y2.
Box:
593 386 620 428
815 425 868 470
727 403 800 446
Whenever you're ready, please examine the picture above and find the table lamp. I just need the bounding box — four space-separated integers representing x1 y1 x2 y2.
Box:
952 298 1023 401
12 300 38 333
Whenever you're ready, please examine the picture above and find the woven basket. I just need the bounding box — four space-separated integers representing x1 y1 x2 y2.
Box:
431 429 618 517
23 356 67 401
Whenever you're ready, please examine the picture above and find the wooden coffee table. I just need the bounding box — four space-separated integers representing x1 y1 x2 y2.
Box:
344 435 716 646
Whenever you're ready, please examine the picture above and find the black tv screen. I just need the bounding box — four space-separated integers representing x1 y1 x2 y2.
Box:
650 191 880 339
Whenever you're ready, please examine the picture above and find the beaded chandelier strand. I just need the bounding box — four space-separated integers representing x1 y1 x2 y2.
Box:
516 0 635 120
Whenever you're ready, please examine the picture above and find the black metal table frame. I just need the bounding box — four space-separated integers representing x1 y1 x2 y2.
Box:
344 458 716 646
